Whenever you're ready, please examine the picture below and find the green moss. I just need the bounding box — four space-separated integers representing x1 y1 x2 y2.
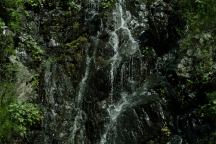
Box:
66 36 88 50
0 0 25 32
8 11 22 31
31 74 40 89
72 21 80 30
1 0 23 8
161 126 171 137
100 0 116 10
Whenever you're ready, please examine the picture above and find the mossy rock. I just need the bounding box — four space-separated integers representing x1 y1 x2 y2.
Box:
100 0 116 10
66 36 88 50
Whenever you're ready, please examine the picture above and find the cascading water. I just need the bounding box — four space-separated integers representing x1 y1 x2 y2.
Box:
8 0 211 143
70 51 91 144
41 0 171 143
100 92 129 144
99 0 145 143
109 32 120 102
109 0 139 101
70 1 102 143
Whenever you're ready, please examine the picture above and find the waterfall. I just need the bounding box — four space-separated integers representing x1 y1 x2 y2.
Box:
70 51 91 144
77 55 91 105
4 0 209 143
70 1 102 143
109 32 121 102
100 0 141 143
109 0 139 101
100 93 129 144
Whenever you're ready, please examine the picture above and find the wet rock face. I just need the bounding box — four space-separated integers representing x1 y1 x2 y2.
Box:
176 109 216 144
103 102 165 144
10 0 213 143
125 0 149 39
41 63 75 144
139 0 182 56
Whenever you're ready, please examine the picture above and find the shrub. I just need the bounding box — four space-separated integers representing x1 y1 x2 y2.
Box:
0 101 42 142
8 102 43 136
0 65 43 142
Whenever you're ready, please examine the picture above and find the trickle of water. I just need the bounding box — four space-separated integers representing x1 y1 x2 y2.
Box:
100 92 129 144
109 32 121 102
70 1 104 143
77 55 91 105
120 64 125 90
70 50 91 144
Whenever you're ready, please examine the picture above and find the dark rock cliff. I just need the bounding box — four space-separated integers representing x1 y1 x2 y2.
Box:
0 0 215 144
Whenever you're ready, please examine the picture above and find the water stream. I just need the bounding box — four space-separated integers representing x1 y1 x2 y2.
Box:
100 0 141 143
109 0 139 101
70 1 102 143
70 51 91 144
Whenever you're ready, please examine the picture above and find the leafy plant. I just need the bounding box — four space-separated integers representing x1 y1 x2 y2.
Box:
0 101 42 143
19 35 44 63
8 102 43 136
31 74 40 89
178 0 216 82
0 106 14 143
0 64 42 142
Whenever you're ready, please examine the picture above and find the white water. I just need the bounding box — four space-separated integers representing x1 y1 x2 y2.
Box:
109 32 121 102
109 0 139 101
77 55 91 104
70 51 91 144
100 93 129 144
70 0 103 143
99 88 156 144
101 0 140 143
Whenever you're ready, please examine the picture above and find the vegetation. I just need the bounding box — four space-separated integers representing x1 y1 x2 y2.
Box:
178 0 216 120
8 102 42 136
0 0 43 143
0 102 42 143
0 63 43 143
